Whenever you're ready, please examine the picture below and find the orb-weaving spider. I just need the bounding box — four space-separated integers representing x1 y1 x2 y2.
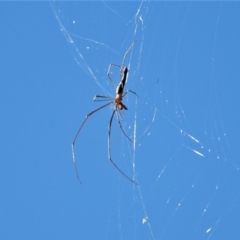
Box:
72 41 138 184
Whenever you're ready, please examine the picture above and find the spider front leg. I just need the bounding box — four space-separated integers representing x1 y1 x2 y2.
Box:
108 109 138 184
107 63 121 90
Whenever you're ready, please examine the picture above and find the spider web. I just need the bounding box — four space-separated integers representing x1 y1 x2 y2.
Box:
51 2 240 239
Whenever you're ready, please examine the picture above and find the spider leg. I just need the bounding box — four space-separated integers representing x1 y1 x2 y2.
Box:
120 40 137 72
114 89 138 142
123 89 139 98
108 109 138 185
107 63 121 90
93 95 114 102
72 101 113 183
107 40 137 91
115 110 132 142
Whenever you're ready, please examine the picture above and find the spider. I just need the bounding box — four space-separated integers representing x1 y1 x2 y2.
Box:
71 41 138 185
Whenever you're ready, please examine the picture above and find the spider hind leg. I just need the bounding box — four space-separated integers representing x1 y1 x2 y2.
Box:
108 110 138 185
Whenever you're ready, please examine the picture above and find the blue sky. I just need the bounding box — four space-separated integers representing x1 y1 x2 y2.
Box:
1 2 240 240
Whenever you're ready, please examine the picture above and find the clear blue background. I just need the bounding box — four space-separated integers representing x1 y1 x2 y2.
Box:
1 2 240 240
